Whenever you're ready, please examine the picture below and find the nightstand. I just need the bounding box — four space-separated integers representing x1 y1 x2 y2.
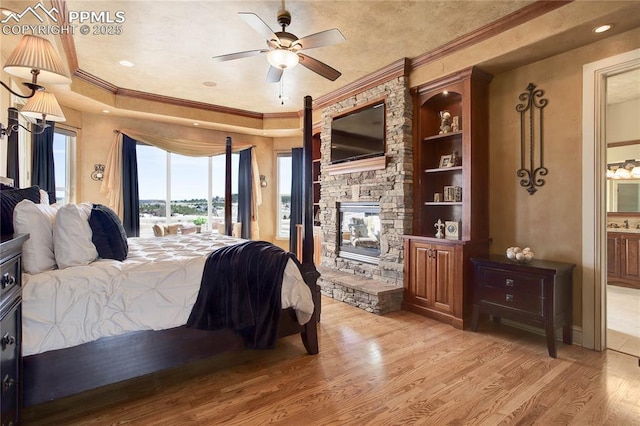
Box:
0 234 28 426
470 255 575 358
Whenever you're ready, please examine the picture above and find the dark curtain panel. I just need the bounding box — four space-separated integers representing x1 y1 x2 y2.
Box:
289 148 303 254
31 120 56 199
237 148 252 239
122 134 140 237
6 108 19 186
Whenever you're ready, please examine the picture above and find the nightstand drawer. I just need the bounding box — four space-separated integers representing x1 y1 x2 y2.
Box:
0 255 20 303
0 298 20 426
480 267 543 296
481 286 543 315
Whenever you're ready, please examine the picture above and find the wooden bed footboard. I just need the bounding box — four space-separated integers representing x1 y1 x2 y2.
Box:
23 305 318 407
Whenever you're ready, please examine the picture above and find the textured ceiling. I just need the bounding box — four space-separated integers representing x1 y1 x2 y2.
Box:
1 0 532 113
1 0 638 121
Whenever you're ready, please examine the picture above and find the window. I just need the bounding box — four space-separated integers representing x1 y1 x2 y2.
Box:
52 128 76 204
137 143 238 237
276 153 292 238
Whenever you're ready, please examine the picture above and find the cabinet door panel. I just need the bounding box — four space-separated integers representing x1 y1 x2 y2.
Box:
411 243 431 304
433 245 454 313
621 235 640 281
607 234 620 278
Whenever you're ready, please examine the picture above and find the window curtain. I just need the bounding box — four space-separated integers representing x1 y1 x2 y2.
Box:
101 132 123 218
31 121 56 201
122 135 139 237
102 129 262 238
238 148 252 239
289 148 303 254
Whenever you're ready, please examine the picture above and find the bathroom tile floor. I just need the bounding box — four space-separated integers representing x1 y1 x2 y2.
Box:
607 284 640 357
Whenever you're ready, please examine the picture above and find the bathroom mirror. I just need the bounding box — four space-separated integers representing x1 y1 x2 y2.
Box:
608 180 640 213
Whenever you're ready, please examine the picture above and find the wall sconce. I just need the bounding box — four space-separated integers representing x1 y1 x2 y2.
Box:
91 164 105 181
0 35 70 139
1 35 71 98
0 91 67 139
260 175 268 188
607 160 640 179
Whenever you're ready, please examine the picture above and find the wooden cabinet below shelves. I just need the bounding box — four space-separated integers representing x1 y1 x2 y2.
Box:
608 232 640 289
403 235 488 329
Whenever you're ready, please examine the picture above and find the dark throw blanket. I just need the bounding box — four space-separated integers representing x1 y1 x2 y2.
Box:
186 240 296 349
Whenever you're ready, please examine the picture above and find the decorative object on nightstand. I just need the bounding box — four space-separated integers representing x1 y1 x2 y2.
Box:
0 233 29 425
516 82 548 195
506 246 534 263
470 255 575 358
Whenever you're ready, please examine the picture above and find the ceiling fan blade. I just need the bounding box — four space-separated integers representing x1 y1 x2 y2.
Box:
296 29 346 51
266 66 284 83
297 53 341 81
212 49 268 62
239 12 279 43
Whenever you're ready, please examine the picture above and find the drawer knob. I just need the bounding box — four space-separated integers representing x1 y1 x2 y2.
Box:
505 278 514 287
1 332 16 348
1 272 16 289
506 294 514 302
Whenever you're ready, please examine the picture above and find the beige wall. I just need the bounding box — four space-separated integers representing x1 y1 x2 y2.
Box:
487 28 640 326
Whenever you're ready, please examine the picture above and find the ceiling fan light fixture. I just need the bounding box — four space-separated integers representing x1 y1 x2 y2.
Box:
267 49 299 69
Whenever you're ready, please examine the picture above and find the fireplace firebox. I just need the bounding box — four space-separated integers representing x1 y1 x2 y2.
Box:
338 202 381 264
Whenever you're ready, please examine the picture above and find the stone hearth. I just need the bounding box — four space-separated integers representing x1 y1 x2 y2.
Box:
317 267 403 315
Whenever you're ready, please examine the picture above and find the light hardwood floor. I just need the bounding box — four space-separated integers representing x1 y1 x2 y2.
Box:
607 284 640 357
24 297 640 425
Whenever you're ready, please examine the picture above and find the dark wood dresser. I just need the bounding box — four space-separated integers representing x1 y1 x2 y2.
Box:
0 234 28 426
470 255 575 358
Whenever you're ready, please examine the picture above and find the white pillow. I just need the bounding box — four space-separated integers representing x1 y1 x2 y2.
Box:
13 199 60 274
39 189 49 204
54 203 98 269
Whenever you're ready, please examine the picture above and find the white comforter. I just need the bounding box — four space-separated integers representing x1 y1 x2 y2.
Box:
22 234 314 356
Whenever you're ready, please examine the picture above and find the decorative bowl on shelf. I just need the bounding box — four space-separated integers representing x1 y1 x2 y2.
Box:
506 246 534 264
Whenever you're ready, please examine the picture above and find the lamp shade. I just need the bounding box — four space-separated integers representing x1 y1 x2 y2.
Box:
267 49 299 69
20 91 66 122
3 35 71 84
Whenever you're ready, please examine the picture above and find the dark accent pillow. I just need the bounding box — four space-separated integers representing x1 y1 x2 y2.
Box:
88 204 128 261
0 185 41 236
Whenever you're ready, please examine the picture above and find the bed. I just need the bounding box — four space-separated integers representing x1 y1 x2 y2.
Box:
11 97 320 407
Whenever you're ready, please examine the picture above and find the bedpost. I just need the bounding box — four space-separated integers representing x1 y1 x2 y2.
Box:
301 95 320 355
224 136 232 236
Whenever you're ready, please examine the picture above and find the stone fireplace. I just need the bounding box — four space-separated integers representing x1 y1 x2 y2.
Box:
315 69 414 313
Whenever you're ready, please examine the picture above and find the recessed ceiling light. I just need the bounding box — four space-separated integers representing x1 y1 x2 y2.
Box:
193 122 199 126
593 24 612 33
202 81 217 88
102 109 110 114
119 60 134 67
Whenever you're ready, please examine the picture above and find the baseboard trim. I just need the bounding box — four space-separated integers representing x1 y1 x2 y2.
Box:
501 318 584 346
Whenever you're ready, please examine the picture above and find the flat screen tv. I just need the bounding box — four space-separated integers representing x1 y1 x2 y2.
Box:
330 101 385 164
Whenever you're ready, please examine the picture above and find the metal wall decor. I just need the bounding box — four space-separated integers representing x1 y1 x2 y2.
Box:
516 83 548 195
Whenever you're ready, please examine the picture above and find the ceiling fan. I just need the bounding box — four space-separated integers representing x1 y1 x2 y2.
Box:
212 6 345 83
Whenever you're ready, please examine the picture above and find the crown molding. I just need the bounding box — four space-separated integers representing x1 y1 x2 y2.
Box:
410 0 572 69
314 58 411 110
